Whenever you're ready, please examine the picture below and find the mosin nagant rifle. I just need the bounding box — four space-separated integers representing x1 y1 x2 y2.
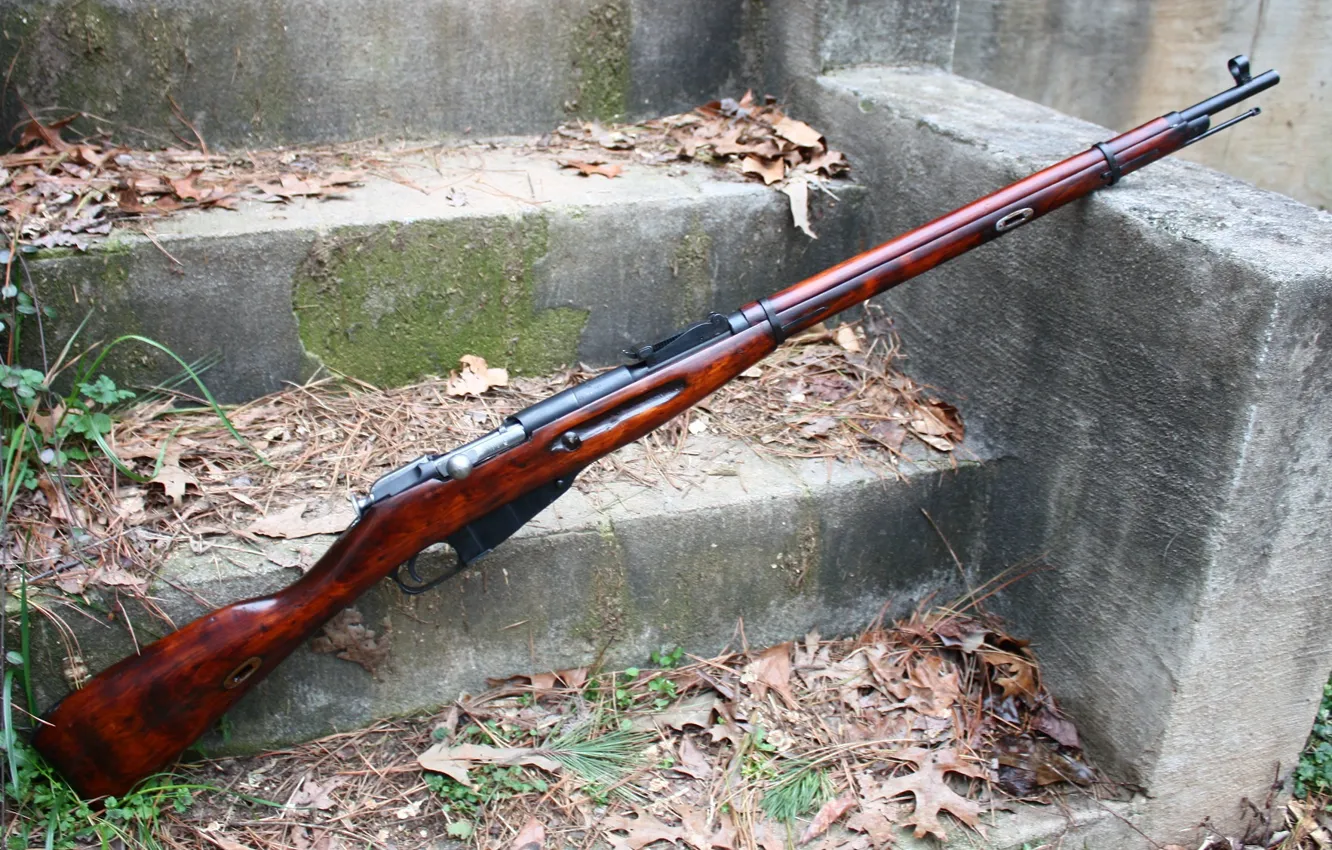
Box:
34 56 1278 799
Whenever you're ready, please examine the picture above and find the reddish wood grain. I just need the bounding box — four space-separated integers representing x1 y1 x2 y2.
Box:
34 112 1194 800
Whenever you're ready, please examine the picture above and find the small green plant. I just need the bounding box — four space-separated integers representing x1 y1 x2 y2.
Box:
647 675 678 709
424 763 550 814
1296 676 1332 798
614 667 640 709
739 723 780 782
650 646 686 669
0 366 135 493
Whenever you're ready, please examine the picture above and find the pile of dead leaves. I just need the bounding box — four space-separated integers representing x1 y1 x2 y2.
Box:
0 112 364 251
707 315 966 458
126 606 1095 850
549 91 849 237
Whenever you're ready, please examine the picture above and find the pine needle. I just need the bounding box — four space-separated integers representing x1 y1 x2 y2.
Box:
542 723 653 801
760 762 832 822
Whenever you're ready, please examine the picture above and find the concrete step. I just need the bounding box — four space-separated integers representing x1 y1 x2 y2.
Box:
27 429 1003 754
23 144 873 403
0 0 766 147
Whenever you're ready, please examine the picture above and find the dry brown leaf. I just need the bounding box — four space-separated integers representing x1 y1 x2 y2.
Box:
994 735 1094 789
288 776 342 811
677 806 736 850
446 354 510 397
751 821 788 850
604 809 685 850
151 462 196 505
674 735 713 780
741 155 785 186
510 816 545 850
901 654 962 719
846 796 899 846
201 833 256 850
798 793 857 844
247 501 353 539
773 116 824 148
834 325 862 353
780 173 816 238
560 159 622 178
95 566 148 594
311 608 391 677
630 692 718 732
983 650 1040 700
1032 706 1080 749
36 476 75 523
54 567 91 595
745 642 799 708
170 169 210 201
799 416 839 439
872 748 987 840
418 742 562 787
806 148 850 176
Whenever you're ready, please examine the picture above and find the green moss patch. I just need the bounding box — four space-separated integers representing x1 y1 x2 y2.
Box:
569 0 630 122
672 217 713 323
293 215 587 387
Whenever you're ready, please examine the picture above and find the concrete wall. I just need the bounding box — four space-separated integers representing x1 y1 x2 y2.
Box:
5 1 1323 208
952 0 1330 210
796 63 1332 837
761 0 1329 208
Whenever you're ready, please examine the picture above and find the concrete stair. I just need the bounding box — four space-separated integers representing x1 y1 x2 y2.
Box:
23 146 874 402
9 1 1332 846
28 435 1000 754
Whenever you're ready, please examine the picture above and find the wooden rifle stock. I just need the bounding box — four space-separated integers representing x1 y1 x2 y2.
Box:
33 58 1277 799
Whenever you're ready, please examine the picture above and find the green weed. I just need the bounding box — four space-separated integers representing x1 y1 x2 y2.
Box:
1296 676 1332 799
649 645 686 669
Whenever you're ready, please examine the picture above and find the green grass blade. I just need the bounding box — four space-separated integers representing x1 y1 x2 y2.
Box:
75 334 267 466
44 310 94 386
3 670 18 790
19 578 34 714
87 424 183 485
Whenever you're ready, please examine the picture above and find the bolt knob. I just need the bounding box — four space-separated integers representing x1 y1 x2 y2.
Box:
445 454 473 480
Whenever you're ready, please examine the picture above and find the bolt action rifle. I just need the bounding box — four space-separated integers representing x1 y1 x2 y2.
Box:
33 57 1278 799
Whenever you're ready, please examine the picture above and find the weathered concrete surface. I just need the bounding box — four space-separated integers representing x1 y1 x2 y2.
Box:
756 0 1330 209
27 433 999 754
794 64 1332 839
951 0 1331 209
23 149 870 401
758 0 959 102
0 0 766 147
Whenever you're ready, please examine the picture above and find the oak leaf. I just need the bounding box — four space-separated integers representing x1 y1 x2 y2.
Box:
559 159 623 178
288 776 342 811
247 500 353 538
446 354 509 397
603 809 685 850
741 155 785 186
630 692 718 733
870 748 987 840
311 608 391 677
674 734 713 780
780 173 816 238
